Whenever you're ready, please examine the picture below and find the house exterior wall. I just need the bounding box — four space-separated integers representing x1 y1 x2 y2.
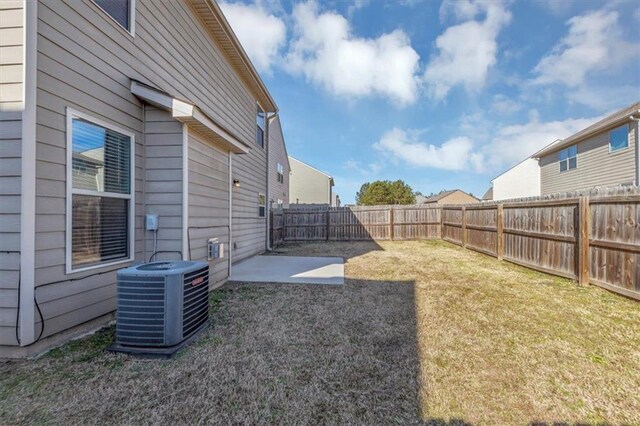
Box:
0 0 271 357
0 1 24 347
231 140 267 263
268 115 289 208
540 122 638 195
144 106 184 261
289 157 332 205
188 130 230 285
492 158 540 201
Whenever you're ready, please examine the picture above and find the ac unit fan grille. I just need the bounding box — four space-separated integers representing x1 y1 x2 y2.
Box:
117 276 166 346
182 267 209 338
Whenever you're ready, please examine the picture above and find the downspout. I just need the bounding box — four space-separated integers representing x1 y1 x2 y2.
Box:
266 113 278 251
228 153 233 275
630 112 640 186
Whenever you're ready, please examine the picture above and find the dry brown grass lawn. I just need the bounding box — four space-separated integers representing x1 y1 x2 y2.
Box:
1 241 639 425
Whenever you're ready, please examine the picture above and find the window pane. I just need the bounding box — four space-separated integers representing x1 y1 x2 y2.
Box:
568 157 577 169
568 145 577 157
94 0 129 29
256 126 264 147
256 109 265 129
559 149 568 161
610 126 628 151
72 118 130 194
72 195 129 268
560 160 567 172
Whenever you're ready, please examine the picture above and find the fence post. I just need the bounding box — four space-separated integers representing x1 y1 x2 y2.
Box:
497 203 504 260
389 207 394 241
578 196 590 285
326 208 330 241
461 206 467 248
282 211 286 243
439 207 444 240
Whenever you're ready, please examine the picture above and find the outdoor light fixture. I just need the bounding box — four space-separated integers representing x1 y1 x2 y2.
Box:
233 179 241 187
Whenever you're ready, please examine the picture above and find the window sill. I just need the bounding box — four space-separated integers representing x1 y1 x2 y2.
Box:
66 257 134 275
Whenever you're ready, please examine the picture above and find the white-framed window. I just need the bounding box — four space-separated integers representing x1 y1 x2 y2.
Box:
66 108 135 273
258 193 266 218
609 125 629 152
559 144 577 172
276 162 284 183
92 0 136 35
256 105 265 148
277 199 283 206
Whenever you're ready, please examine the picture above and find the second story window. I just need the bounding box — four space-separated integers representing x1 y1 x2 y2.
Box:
559 144 577 172
277 163 284 183
94 0 135 33
609 125 629 152
256 105 265 148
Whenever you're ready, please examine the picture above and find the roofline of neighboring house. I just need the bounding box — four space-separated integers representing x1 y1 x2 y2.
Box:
421 189 479 203
289 156 334 183
532 101 640 158
188 0 278 113
490 156 539 184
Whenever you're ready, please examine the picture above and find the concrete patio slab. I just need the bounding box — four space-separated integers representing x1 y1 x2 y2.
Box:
229 255 344 285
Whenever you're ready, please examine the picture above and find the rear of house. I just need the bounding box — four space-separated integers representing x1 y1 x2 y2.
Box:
535 102 640 195
289 156 335 205
0 0 280 358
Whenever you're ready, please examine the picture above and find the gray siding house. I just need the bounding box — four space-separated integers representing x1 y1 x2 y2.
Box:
289 156 335 206
0 0 282 358
534 102 640 195
267 115 290 209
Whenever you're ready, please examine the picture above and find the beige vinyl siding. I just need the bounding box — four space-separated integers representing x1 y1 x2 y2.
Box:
540 123 637 195
289 157 332 205
0 1 23 347
232 145 267 262
144 106 183 261
29 0 260 344
268 116 290 208
188 130 230 285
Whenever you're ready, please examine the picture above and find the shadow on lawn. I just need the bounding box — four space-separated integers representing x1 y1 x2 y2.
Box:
269 240 385 260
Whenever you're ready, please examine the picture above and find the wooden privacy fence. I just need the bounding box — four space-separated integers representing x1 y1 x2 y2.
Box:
271 187 640 301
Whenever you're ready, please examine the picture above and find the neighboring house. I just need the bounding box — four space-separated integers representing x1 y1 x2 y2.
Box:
332 193 341 207
418 190 479 205
267 115 290 209
0 0 282 357
289 156 335 205
481 187 493 201
490 157 541 201
533 102 640 195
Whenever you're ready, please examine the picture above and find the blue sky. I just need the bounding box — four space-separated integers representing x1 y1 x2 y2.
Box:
220 0 640 203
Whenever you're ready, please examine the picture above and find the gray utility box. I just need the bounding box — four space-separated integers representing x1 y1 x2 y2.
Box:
109 261 210 358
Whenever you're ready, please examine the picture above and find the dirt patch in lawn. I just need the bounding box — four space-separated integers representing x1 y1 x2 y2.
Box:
1 241 639 425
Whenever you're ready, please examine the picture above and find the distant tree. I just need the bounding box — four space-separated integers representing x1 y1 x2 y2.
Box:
355 180 416 205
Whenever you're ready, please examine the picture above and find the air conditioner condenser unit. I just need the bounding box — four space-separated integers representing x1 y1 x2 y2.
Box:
109 260 210 357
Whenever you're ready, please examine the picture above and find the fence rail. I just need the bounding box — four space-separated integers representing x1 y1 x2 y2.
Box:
271 187 640 301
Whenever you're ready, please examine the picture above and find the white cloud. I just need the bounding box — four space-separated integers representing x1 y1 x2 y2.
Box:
374 128 485 172
424 0 511 101
343 159 383 176
285 1 421 106
219 1 286 73
483 110 605 167
491 94 522 115
532 9 636 87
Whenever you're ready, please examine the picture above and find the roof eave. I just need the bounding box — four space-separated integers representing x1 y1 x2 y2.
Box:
188 0 278 113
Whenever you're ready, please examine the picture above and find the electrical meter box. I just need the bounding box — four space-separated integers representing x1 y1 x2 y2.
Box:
208 238 224 260
146 214 159 231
